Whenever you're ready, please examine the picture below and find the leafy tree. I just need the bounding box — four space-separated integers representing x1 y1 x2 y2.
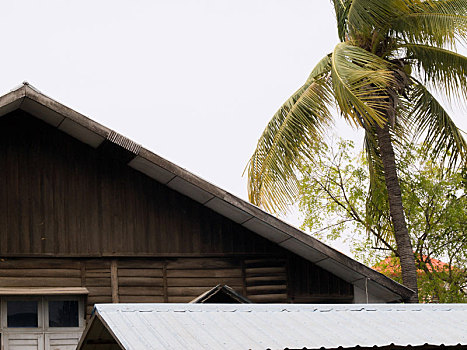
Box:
299 139 467 302
247 0 467 301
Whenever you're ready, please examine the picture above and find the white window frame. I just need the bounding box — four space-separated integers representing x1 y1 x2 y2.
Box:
1 296 44 331
0 295 85 349
44 295 85 331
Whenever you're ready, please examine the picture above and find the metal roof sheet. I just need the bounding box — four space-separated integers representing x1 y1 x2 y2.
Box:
90 303 467 350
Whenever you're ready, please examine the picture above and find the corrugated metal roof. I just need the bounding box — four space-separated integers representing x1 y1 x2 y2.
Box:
91 303 467 350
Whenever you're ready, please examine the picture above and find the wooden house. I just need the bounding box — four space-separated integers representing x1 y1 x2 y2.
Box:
0 83 412 349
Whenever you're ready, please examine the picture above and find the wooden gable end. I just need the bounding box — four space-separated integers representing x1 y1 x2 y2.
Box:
0 110 354 309
0 110 283 257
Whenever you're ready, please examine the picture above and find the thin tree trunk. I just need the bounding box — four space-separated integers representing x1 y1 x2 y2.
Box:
376 123 419 303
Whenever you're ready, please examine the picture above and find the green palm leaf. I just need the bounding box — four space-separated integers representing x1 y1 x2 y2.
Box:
346 0 411 37
392 12 467 47
331 42 397 127
409 80 467 166
329 0 352 41
248 0 467 302
247 56 333 211
308 54 332 80
402 44 467 100
415 0 467 16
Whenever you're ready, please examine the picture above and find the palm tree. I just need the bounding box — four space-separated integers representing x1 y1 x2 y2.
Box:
247 0 467 302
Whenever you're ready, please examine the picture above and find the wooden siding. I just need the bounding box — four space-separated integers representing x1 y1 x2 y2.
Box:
288 253 354 303
0 112 282 257
244 258 288 303
0 257 353 319
166 258 243 303
0 111 353 307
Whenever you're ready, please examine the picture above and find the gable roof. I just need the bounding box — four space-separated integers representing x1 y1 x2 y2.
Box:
78 303 467 350
190 284 252 303
0 82 413 302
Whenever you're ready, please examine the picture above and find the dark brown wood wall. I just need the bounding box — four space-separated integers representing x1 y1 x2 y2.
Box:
0 112 282 257
287 253 353 303
0 111 353 305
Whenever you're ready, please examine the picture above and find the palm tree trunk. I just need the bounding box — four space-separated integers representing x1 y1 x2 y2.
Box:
376 123 419 303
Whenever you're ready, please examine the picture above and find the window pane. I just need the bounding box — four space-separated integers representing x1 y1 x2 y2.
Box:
48 300 79 327
7 301 38 328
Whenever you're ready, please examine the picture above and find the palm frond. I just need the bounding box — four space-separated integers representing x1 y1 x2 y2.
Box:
331 42 397 127
408 80 467 167
329 0 352 41
415 0 467 17
308 54 332 81
402 44 467 100
346 0 411 37
392 12 467 48
247 56 333 212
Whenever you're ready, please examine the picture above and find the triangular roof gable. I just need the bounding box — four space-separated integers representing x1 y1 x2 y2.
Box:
190 285 252 304
0 83 413 302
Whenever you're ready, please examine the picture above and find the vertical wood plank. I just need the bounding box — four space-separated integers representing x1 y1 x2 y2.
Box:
0 132 7 253
80 261 86 286
286 254 293 303
111 259 119 303
0 113 288 258
163 260 168 303
241 259 247 298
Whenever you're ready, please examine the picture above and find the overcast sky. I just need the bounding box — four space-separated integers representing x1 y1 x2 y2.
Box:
1 1 465 235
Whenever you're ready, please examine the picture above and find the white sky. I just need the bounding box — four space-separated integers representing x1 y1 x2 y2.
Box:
1 1 465 246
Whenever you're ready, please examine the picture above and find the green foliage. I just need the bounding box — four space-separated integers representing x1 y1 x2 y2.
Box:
246 57 332 212
373 255 467 303
247 0 467 214
299 140 467 302
247 0 467 297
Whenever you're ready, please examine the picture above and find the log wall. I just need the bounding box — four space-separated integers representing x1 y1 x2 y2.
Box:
0 257 353 319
